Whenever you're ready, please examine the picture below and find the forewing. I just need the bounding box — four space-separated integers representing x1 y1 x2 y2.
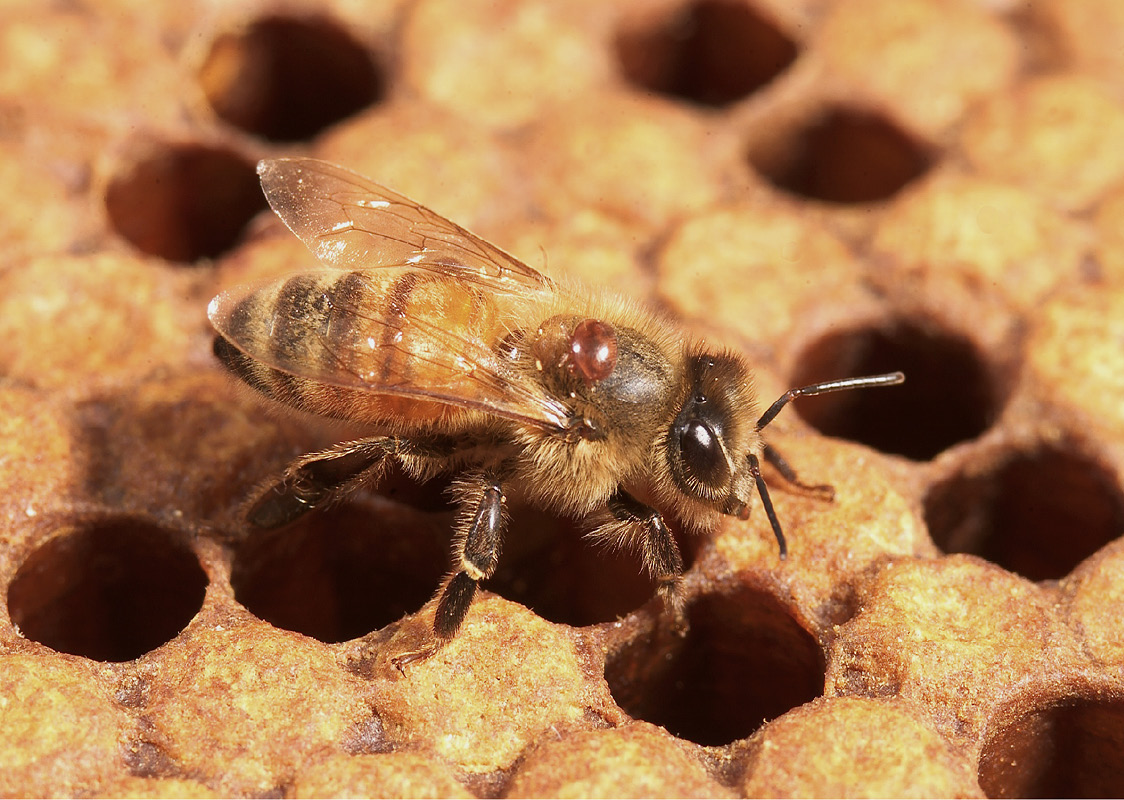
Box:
208 269 571 430
257 158 551 294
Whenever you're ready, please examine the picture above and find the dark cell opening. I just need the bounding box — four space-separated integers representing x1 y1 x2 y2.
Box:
484 505 687 629
231 499 447 644
200 15 383 142
789 321 999 461
605 586 823 745
616 0 798 107
8 517 208 662
231 463 686 641
104 144 265 263
751 108 932 203
925 447 1123 581
979 698 1124 798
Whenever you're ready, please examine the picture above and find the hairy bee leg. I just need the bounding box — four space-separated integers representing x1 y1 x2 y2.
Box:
439 480 506 637
607 490 686 627
245 437 396 529
762 443 835 501
392 479 506 671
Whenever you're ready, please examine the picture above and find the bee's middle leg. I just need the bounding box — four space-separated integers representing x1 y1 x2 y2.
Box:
393 474 507 670
607 490 686 627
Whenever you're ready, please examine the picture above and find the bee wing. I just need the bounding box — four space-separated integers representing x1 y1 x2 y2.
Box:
256 158 551 294
208 269 572 431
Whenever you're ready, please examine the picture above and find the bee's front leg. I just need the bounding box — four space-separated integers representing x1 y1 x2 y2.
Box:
393 474 507 670
245 437 395 529
606 490 686 630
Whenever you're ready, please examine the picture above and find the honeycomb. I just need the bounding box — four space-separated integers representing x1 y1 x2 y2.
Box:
3 0 1124 796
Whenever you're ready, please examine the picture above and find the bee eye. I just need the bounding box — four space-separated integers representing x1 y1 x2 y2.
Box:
679 419 730 488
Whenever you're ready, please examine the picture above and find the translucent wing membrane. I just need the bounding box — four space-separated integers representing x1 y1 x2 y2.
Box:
208 268 571 430
257 158 551 294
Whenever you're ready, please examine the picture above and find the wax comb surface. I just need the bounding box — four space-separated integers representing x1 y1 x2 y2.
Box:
2 1 1123 796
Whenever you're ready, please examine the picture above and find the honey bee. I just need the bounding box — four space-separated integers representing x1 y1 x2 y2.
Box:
209 158 903 667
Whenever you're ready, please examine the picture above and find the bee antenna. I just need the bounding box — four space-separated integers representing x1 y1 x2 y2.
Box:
747 453 786 559
755 371 905 432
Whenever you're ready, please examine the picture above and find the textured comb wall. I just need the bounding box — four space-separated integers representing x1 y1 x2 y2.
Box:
2 0 1124 796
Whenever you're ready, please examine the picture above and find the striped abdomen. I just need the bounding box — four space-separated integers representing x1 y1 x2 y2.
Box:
211 268 527 429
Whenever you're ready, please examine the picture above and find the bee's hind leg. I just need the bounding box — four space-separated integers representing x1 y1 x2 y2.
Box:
393 475 506 670
245 437 396 529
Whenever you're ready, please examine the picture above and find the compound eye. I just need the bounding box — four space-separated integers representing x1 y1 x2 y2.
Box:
679 419 730 489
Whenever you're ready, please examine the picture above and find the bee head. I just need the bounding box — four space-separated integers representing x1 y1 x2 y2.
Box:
667 356 906 557
666 351 761 519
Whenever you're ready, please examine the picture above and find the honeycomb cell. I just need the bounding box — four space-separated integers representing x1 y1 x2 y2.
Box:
0 7 186 124
144 621 373 795
486 505 674 629
7 515 208 662
826 556 1078 743
870 173 1090 312
925 445 1124 581
0 387 79 516
1065 539 1124 667
72 373 292 524
789 319 999 460
231 500 447 643
710 433 933 632
104 144 265 263
1027 0 1124 92
816 0 1018 136
749 107 933 204
316 103 522 236
655 202 867 345
741 697 982 797
290 752 472 799
0 107 101 261
1026 287 1124 440
231 484 668 640
526 93 723 228
200 15 383 142
506 722 728 798
962 75 1124 212
615 0 798 108
401 0 606 129
0 254 200 389
0 652 128 796
373 596 616 774
978 697 1124 798
605 585 824 746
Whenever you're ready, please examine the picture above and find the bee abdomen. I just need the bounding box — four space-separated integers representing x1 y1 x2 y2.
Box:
213 273 337 409
215 269 499 426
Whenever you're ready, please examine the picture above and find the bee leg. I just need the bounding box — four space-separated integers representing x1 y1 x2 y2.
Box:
762 442 834 501
246 437 395 529
607 490 686 631
392 478 506 671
